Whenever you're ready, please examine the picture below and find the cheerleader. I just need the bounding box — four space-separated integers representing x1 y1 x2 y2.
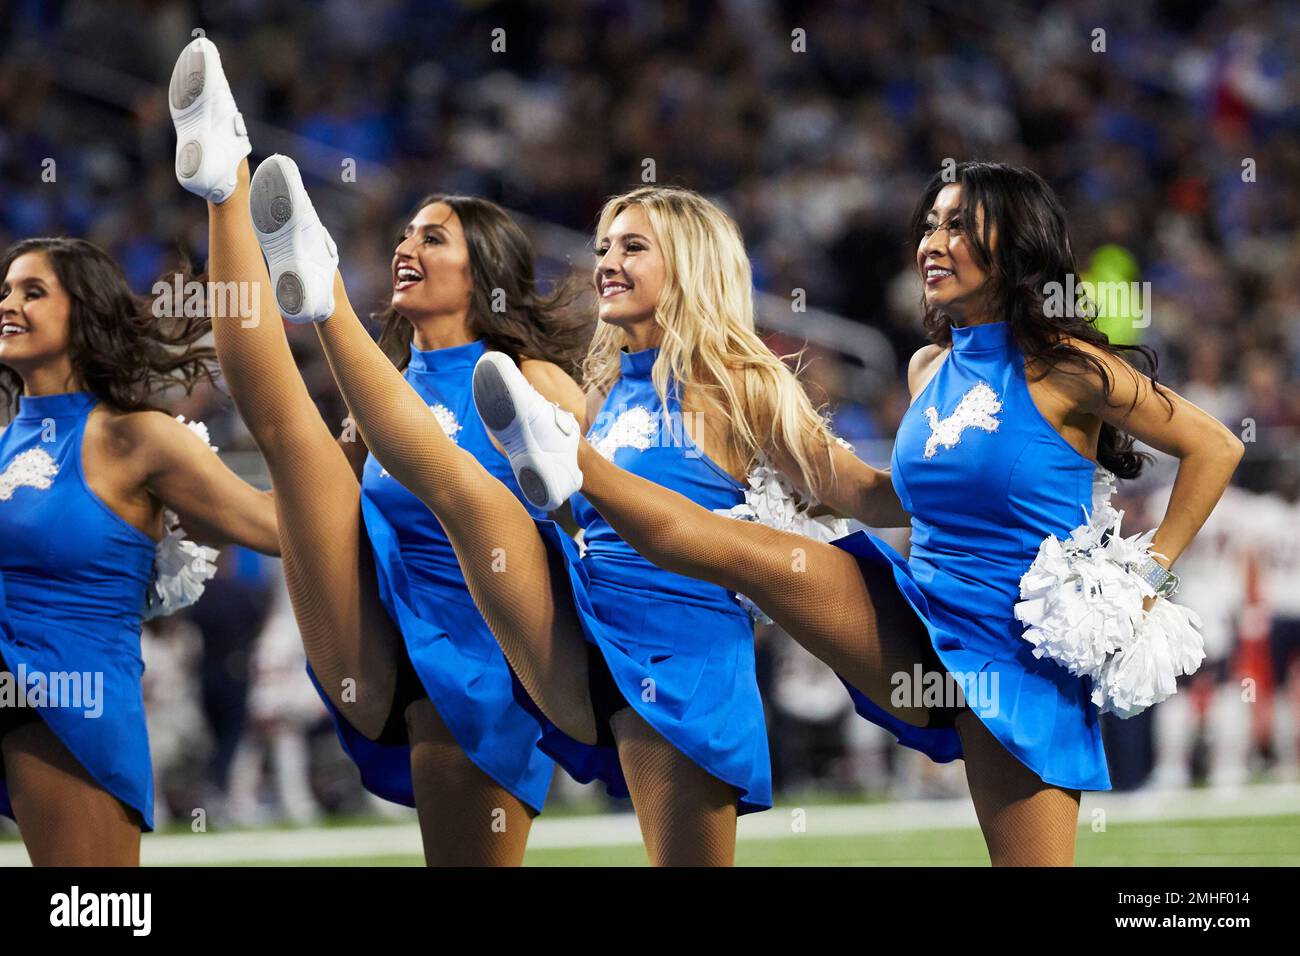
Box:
475 164 1245 865
231 169 860 863
0 237 279 865
168 39 588 865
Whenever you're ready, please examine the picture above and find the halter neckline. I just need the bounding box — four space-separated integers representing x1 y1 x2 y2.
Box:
407 338 487 373
619 347 659 379
14 390 97 421
950 321 1013 353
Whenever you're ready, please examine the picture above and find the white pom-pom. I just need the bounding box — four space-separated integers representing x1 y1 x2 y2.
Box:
1015 470 1143 676
716 455 849 542
1095 599 1204 718
1014 467 1204 718
176 415 219 453
1086 468 1120 531
145 524 219 620
144 416 221 619
715 452 850 623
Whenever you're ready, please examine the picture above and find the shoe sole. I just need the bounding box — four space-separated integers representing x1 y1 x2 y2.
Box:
478 356 574 509
170 43 208 179
249 159 309 317
473 356 518 432
170 43 206 111
516 466 549 510
473 357 556 510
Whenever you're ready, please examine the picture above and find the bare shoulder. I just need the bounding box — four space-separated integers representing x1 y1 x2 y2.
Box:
93 407 208 470
906 343 947 397
1055 334 1119 366
1036 334 1145 403
520 358 583 400
90 406 164 456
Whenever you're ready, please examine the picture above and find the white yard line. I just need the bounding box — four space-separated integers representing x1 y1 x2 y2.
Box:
0 783 1295 866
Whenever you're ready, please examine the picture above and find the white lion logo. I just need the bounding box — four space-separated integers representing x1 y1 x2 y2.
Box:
428 403 461 443
0 447 59 501
592 406 657 461
923 382 1002 459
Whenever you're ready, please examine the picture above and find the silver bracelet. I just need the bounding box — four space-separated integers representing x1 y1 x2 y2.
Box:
1132 554 1179 598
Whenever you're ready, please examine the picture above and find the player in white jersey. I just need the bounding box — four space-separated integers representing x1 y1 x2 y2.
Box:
1251 467 1300 778
1145 482 1254 787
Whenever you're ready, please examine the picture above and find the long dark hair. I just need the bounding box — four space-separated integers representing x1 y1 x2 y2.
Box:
909 161 1168 478
0 237 216 415
375 195 591 377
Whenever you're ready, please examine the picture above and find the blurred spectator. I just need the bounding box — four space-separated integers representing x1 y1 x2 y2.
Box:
226 564 330 826
186 547 276 820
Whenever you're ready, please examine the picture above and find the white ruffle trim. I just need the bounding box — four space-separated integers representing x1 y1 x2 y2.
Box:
1014 469 1204 718
144 417 221 620
714 451 850 624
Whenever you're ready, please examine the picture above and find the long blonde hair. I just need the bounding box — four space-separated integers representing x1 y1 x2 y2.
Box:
582 186 834 492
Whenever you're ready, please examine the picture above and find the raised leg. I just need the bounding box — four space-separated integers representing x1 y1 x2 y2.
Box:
577 441 937 727
313 277 599 745
205 160 401 739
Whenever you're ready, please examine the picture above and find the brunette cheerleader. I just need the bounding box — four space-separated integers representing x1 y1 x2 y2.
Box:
0 236 279 865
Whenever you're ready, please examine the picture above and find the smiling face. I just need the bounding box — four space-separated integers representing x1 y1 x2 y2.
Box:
593 204 666 332
0 251 75 376
390 202 474 321
916 183 996 324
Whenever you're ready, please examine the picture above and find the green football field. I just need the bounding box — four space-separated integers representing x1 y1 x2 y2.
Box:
4 786 1297 866
197 813 1300 867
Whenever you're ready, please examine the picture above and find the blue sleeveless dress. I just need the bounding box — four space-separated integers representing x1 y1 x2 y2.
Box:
308 339 556 813
0 391 159 828
834 321 1111 791
527 346 771 814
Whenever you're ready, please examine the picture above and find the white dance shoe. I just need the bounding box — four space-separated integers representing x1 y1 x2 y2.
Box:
169 37 251 205
473 352 583 511
248 155 339 323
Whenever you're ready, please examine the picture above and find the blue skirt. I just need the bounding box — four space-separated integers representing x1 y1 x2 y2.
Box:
519 519 771 815
310 540 554 815
831 530 1111 791
0 572 156 830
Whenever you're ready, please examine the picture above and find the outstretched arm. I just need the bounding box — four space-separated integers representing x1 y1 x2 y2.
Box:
135 412 280 554
749 352 923 529
766 438 909 529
